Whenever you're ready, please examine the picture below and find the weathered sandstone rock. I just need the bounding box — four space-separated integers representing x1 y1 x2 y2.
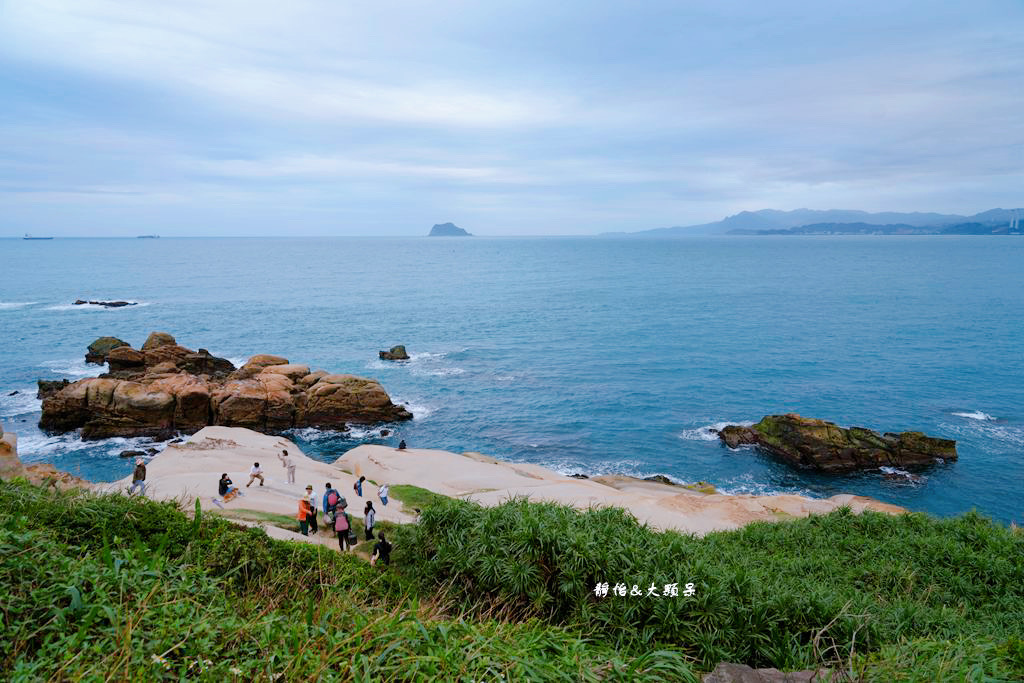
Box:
41 333 411 439
718 413 956 473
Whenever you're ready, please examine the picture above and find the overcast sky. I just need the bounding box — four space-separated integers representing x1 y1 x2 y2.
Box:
2 1 1022 236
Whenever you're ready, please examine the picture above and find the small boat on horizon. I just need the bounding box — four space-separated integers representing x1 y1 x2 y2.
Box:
23 234 53 240
137 234 160 239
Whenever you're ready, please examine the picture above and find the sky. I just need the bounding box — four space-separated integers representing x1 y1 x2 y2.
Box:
1 0 1022 236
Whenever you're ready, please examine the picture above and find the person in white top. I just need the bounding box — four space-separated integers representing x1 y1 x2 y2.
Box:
247 462 265 487
277 449 296 484
378 483 389 506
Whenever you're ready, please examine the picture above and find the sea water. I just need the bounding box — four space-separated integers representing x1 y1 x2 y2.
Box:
2 235 1022 523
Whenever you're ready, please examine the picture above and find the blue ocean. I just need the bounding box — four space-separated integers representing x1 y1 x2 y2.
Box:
2 236 1022 524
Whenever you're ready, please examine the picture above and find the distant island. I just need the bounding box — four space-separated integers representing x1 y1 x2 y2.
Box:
605 207 1023 237
429 222 471 236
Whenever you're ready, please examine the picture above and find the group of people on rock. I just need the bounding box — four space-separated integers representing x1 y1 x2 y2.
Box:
307 480 391 565
211 447 395 566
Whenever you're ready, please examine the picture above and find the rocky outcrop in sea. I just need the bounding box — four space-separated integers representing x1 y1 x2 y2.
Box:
718 413 956 473
39 332 413 440
379 345 410 360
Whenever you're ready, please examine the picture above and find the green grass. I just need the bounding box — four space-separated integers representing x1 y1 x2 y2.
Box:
393 496 1024 676
215 507 301 532
2 478 1022 681
0 480 695 681
389 484 449 512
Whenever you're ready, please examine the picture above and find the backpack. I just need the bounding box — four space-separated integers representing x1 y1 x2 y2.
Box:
334 511 350 532
327 490 346 511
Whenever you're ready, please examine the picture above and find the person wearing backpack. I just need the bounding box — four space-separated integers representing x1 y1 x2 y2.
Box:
334 507 354 551
322 483 347 527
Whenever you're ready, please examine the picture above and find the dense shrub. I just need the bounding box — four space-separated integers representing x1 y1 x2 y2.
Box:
395 496 1024 672
0 481 695 681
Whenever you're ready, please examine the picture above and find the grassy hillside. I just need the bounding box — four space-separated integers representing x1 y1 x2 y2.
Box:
0 480 692 681
393 497 1024 679
1 479 1022 681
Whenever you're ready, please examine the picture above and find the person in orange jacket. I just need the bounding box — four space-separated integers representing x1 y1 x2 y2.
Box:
298 495 313 536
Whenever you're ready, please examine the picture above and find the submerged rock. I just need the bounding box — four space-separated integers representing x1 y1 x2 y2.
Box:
379 345 410 360
718 413 956 473
74 300 137 308
41 332 412 440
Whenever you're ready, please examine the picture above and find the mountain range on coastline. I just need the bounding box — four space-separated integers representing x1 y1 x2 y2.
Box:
606 208 1023 236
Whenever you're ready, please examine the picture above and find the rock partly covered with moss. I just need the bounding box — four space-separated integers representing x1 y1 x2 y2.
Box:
40 332 413 439
718 413 956 473
379 345 410 360
85 336 130 364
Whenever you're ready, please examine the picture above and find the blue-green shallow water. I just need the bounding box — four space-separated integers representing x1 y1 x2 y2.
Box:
2 236 1022 523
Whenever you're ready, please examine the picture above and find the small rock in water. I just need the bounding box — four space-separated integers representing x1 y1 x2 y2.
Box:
119 449 146 459
379 345 410 361
568 473 589 479
7 391 18 396
644 474 677 486
380 429 390 436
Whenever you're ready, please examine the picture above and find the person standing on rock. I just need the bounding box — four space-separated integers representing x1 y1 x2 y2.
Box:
128 458 146 496
354 476 366 497
305 485 318 533
247 462 264 487
364 500 376 540
277 449 296 485
378 482 389 506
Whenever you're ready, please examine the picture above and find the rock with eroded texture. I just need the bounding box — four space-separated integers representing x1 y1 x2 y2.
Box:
718 413 956 473
40 333 411 439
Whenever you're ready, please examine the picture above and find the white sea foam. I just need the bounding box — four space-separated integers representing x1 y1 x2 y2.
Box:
16 431 171 461
0 387 42 418
40 358 103 378
44 301 152 311
952 410 996 421
715 472 820 499
941 421 1024 451
0 301 38 310
395 399 434 419
679 421 754 442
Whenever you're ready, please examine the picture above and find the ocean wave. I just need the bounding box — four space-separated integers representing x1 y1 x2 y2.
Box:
679 421 754 442
366 350 466 378
715 472 820 499
40 358 103 378
16 431 172 461
394 399 434 419
0 387 42 418
44 301 152 311
941 421 1024 451
0 301 38 310
951 410 996 421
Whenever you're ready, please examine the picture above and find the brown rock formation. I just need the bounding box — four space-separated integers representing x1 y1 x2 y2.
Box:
718 413 957 473
41 333 412 439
